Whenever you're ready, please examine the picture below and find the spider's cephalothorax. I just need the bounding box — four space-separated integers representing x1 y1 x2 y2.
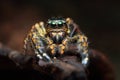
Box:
46 18 68 44
24 17 89 67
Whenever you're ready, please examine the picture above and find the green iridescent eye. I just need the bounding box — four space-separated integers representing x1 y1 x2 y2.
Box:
51 24 56 27
58 21 62 24
52 22 56 25
58 22 63 27
48 19 66 28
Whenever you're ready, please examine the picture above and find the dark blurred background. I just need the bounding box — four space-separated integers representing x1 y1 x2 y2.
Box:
0 0 119 80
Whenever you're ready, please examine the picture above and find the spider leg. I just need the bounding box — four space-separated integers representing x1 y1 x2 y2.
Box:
23 37 28 53
66 18 89 67
23 35 32 55
67 34 89 66
30 39 52 62
24 22 52 62
31 23 52 62
76 34 89 67
30 31 52 62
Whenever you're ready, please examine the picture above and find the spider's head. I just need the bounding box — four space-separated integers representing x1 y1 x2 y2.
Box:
46 17 68 43
46 17 68 32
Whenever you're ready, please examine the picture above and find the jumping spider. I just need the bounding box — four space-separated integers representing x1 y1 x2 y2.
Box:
23 17 89 67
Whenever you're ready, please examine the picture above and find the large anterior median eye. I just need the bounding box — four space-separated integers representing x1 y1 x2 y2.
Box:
58 22 63 27
50 22 56 27
47 19 66 28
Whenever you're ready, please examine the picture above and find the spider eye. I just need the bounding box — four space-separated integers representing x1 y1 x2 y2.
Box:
47 19 66 28
58 22 63 27
50 23 56 27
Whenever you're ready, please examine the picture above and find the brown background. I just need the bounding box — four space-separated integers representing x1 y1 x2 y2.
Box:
0 0 119 80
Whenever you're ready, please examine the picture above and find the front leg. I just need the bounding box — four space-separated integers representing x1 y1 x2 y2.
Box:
75 34 89 66
76 34 89 66
67 34 89 67
24 22 53 63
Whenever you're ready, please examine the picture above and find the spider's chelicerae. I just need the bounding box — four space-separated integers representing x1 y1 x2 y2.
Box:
24 17 89 67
